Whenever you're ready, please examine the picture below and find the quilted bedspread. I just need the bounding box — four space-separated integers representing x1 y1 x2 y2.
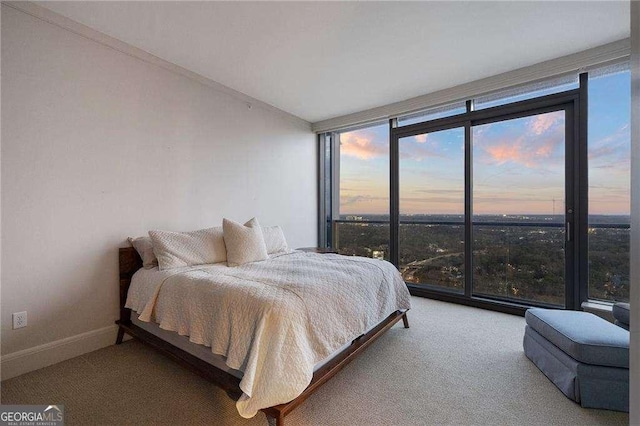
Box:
125 251 411 418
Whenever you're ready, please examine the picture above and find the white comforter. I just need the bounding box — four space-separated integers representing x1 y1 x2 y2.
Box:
125 251 411 418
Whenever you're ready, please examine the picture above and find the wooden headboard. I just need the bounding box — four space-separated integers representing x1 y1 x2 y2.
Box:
118 247 143 323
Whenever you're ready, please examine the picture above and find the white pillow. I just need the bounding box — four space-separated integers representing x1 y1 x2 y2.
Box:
223 217 268 267
262 226 289 254
128 236 158 269
149 227 226 270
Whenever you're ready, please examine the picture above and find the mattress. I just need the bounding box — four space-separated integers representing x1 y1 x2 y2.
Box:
131 310 387 379
131 313 243 378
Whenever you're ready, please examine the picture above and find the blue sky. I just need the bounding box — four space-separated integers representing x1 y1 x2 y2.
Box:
588 70 631 216
339 71 630 216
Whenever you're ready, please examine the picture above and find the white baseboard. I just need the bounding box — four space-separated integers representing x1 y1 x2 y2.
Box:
1 325 130 381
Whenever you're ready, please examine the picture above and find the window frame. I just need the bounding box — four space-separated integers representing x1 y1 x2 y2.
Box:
319 65 631 314
584 65 632 304
392 89 581 313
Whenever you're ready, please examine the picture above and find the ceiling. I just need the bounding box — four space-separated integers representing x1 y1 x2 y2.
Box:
37 1 629 123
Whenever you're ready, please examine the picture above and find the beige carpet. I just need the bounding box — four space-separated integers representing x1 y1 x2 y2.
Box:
1 297 629 425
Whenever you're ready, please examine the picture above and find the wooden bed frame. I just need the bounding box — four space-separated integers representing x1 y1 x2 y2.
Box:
116 246 409 426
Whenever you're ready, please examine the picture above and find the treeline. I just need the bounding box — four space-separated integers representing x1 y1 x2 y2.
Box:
335 222 629 304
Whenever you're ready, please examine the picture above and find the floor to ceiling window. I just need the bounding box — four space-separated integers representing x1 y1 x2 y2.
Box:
332 123 390 260
587 64 631 303
320 62 631 312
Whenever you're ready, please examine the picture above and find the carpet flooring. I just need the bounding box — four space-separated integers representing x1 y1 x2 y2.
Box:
1 297 629 425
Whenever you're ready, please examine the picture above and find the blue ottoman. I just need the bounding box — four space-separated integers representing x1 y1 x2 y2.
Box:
523 308 629 412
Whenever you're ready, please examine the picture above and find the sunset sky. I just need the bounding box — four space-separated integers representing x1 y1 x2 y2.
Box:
339 71 631 216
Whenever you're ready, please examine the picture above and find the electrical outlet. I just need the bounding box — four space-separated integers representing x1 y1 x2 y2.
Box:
13 311 27 329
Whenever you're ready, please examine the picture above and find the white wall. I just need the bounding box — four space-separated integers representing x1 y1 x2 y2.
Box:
0 5 316 374
630 2 639 424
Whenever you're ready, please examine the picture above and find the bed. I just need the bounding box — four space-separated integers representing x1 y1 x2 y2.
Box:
117 247 411 425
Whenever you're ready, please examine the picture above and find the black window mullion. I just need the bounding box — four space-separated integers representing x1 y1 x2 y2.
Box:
564 103 577 310
464 118 473 298
318 133 326 248
326 133 335 248
576 72 589 307
390 118 400 268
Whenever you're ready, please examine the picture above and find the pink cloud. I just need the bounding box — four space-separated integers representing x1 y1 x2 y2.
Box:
529 112 562 135
415 134 428 143
484 135 561 168
535 143 554 157
340 131 386 160
486 141 527 165
476 111 565 168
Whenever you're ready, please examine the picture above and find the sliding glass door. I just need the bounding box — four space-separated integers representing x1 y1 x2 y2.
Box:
472 110 569 306
398 127 465 293
390 96 577 310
